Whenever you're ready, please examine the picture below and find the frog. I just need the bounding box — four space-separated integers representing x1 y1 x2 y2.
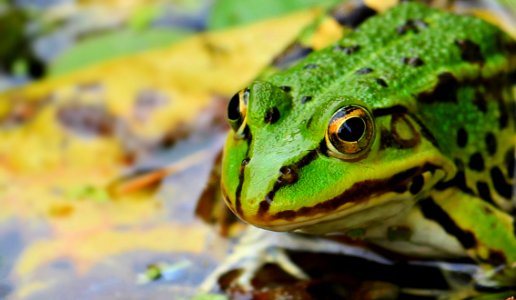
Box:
219 1 516 289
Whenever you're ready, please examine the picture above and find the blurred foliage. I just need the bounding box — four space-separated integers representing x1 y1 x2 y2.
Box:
0 4 45 78
50 28 193 76
208 0 342 29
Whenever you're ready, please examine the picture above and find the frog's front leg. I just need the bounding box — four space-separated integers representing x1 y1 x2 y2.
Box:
199 227 309 292
199 226 393 292
428 189 516 288
368 188 516 288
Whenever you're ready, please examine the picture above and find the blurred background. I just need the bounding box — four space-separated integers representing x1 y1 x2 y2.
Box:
0 0 514 299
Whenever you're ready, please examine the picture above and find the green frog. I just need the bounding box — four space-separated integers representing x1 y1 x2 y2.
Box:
220 1 516 288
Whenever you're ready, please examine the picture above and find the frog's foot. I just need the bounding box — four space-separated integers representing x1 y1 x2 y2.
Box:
232 246 309 289
199 227 309 292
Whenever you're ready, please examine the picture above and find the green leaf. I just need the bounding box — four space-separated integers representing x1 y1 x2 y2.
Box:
50 28 192 76
208 0 342 30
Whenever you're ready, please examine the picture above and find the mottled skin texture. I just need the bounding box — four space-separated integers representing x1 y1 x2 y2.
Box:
221 3 516 286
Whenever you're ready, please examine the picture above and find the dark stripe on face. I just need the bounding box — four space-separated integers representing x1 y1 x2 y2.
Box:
419 197 477 249
257 147 320 217
331 3 376 29
391 113 420 148
234 132 253 216
266 163 438 221
407 113 440 149
234 157 249 216
374 106 424 150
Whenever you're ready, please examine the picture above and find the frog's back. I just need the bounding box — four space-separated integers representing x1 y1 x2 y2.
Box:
268 2 516 210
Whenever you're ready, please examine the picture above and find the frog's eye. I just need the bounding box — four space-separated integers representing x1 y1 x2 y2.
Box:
326 105 374 159
227 88 249 133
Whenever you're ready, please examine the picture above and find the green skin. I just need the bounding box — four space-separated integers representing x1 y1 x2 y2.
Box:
221 3 516 286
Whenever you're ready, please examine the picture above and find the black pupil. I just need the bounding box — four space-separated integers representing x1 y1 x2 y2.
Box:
228 93 241 120
338 117 365 142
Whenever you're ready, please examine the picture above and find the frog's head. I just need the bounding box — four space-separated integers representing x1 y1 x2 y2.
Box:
221 81 455 235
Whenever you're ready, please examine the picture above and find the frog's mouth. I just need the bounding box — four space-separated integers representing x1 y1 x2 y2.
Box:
240 162 449 234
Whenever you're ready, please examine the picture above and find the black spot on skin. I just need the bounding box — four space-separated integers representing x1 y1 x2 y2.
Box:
258 194 272 216
454 158 465 171
468 152 485 171
514 219 516 242
277 166 298 185
485 133 497 156
401 57 424 67
505 147 515 179
491 166 513 199
487 250 507 266
499 109 509 129
396 19 428 35
301 96 313 104
435 170 475 195
334 44 361 55
457 128 468 148
376 78 388 87
420 197 477 249
356 67 373 75
304 63 319 70
306 116 313 128
418 72 459 104
280 86 292 93
272 43 313 69
332 4 376 28
476 181 495 205
409 175 424 194
264 107 280 124
455 39 484 65
473 91 487 113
